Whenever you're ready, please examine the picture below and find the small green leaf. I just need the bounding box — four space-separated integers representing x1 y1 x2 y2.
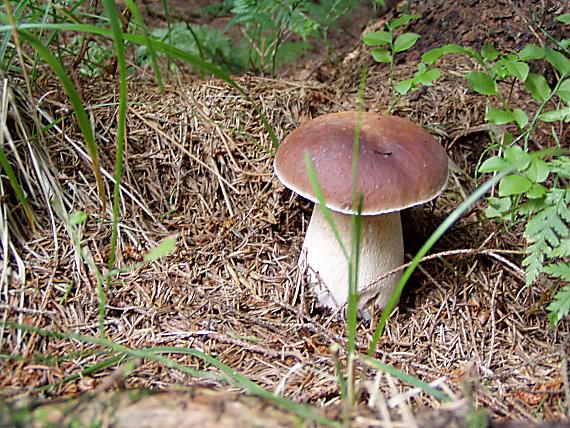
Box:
372 48 392 63
505 61 529 82
69 211 88 225
144 236 177 262
393 33 421 53
504 145 531 171
545 48 570 75
557 79 570 103
479 156 509 173
491 60 508 79
511 108 528 129
547 284 570 326
557 13 570 24
526 159 550 183
539 107 570 122
502 132 514 145
465 71 497 95
446 44 473 55
498 175 533 196
421 47 444 64
526 183 547 199
482 42 499 61
485 196 512 218
387 14 420 31
413 68 441 85
486 108 514 125
561 39 570 50
485 206 502 218
524 73 551 101
395 79 414 95
362 31 392 46
421 44 467 64
518 44 545 61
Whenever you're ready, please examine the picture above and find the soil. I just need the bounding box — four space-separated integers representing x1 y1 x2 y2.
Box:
2 1 570 427
406 0 568 60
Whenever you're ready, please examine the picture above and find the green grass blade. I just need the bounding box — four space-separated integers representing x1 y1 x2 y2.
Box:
0 144 35 227
101 0 127 275
347 67 368 357
367 169 514 355
34 353 127 392
0 0 28 68
0 22 279 149
6 322 220 380
5 323 340 427
303 153 349 260
151 347 341 427
15 30 106 210
123 0 164 92
0 22 243 93
348 199 362 355
359 354 451 402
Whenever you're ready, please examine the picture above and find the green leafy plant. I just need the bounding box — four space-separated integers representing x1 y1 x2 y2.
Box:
228 0 319 74
480 151 569 325
363 14 441 112
419 16 570 325
363 11 569 325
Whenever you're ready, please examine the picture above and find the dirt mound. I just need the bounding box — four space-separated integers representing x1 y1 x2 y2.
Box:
408 0 568 60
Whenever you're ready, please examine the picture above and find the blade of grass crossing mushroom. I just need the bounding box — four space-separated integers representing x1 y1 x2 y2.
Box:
368 169 514 355
123 0 164 93
345 67 367 408
6 323 341 428
14 30 106 210
348 66 368 357
101 0 128 275
303 154 349 260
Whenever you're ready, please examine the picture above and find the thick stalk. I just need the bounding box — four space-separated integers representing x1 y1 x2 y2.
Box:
301 207 404 316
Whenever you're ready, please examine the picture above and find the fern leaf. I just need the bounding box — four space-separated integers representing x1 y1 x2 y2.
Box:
550 238 570 257
523 241 546 285
543 262 570 281
547 284 570 325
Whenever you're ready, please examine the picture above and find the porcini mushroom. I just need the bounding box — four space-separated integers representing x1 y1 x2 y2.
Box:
274 112 448 315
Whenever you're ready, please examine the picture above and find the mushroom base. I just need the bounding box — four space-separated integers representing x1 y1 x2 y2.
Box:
301 207 404 316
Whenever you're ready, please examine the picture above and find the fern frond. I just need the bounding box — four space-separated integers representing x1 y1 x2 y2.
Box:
523 240 547 285
523 188 569 287
547 283 570 325
543 262 570 281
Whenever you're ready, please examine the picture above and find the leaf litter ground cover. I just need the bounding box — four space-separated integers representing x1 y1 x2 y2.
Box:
1 0 569 426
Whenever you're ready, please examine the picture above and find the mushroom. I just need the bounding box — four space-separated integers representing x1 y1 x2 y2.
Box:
274 112 448 315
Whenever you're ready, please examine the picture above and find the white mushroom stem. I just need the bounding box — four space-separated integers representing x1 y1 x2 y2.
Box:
301 207 404 315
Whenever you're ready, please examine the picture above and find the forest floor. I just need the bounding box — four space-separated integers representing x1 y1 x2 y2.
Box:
1 1 569 427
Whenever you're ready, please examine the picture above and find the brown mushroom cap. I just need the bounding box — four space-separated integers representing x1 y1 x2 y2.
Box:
274 111 449 215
